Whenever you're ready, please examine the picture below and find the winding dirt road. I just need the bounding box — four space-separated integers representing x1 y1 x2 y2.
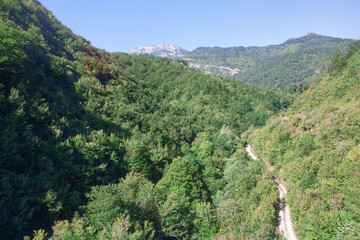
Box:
245 145 298 240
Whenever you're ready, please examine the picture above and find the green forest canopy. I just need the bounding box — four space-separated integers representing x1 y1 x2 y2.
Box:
1 1 359 239
1 0 284 239
248 41 360 239
185 34 353 90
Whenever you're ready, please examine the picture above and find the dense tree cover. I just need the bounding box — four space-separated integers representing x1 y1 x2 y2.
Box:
186 45 274 69
29 151 278 240
0 1 284 239
213 150 278 239
248 41 360 239
185 33 354 90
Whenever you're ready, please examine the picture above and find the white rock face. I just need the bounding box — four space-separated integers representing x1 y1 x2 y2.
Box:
188 63 241 76
128 44 189 59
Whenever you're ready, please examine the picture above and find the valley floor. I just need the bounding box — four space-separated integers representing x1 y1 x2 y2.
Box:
246 145 298 240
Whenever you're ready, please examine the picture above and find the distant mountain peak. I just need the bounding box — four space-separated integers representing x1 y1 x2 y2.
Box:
307 32 320 36
128 44 189 58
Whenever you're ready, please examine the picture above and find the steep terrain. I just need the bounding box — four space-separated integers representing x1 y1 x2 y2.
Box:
185 34 354 89
128 44 189 58
2 1 358 240
248 41 360 239
0 1 283 239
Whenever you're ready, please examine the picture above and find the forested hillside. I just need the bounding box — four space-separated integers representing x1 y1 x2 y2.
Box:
248 41 360 239
185 34 353 90
0 1 285 239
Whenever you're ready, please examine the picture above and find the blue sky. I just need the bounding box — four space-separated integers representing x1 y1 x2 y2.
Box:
39 0 360 52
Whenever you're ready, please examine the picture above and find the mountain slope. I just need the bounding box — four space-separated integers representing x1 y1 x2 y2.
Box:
128 44 189 58
248 41 360 239
0 1 284 239
185 34 354 90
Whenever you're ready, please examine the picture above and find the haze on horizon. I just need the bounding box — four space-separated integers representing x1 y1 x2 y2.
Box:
39 0 360 52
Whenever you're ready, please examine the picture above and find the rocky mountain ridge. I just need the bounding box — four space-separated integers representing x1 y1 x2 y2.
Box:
128 44 189 58
128 34 354 89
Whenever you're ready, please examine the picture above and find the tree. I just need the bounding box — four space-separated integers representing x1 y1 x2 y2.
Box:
0 20 28 88
156 158 205 237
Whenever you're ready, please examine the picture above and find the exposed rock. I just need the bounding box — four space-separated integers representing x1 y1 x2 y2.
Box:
128 44 189 58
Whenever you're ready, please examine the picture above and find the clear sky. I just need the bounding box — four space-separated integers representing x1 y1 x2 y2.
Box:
39 0 360 52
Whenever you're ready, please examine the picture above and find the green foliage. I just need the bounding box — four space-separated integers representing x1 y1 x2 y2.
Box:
193 202 219 239
3 1 357 239
186 33 354 90
0 19 28 86
84 172 157 232
0 1 287 239
48 213 154 240
43 174 156 240
155 158 205 237
213 150 278 239
250 41 360 239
